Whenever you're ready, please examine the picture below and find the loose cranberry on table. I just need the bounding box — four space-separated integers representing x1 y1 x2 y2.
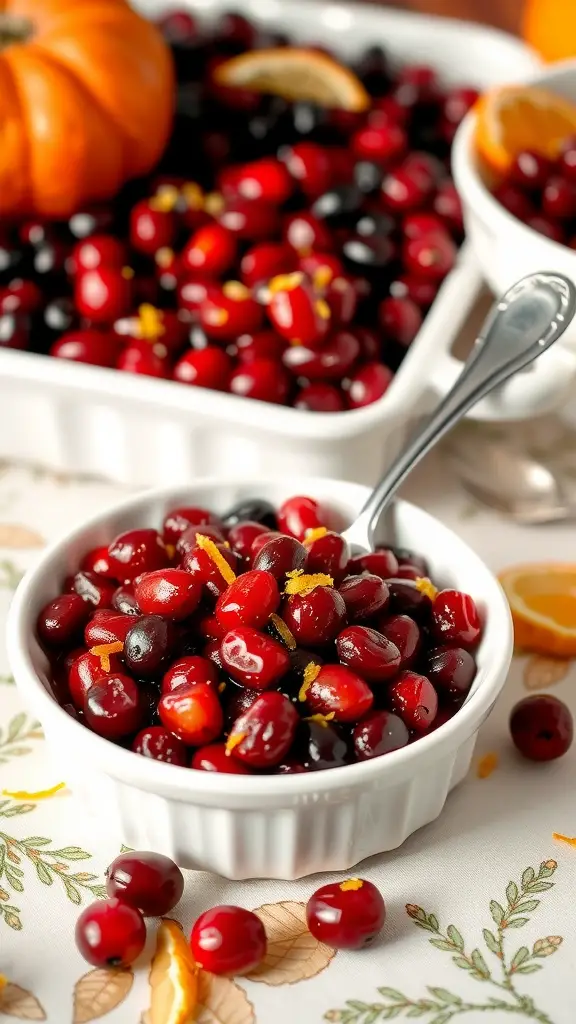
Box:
306 878 386 949
191 905 266 975
106 850 184 916
75 897 146 967
509 695 573 762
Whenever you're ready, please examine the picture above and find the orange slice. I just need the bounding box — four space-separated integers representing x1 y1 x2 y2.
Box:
475 85 576 175
147 919 198 1024
213 47 370 112
498 563 576 657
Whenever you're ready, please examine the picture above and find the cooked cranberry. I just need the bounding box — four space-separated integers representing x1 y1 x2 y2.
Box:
342 234 395 272
338 574 389 620
294 382 345 412
252 535 308 582
162 506 216 547
381 165 431 213
200 281 263 340
75 267 133 324
72 571 116 609
221 626 290 688
1 279 42 315
203 638 224 669
542 176 576 219
426 646 476 701
85 674 143 739
283 211 333 254
509 695 573 762
112 585 141 616
216 570 279 631
388 670 438 732
124 615 174 678
390 273 438 309
226 690 298 767
559 137 576 181
106 851 183 916
181 223 237 277
307 878 386 949
353 709 409 759
336 625 400 683
249 531 283 561
71 235 126 275
395 564 422 580
227 520 270 559
173 347 232 390
298 251 344 282
306 531 349 583
387 579 432 621
191 905 266 976
277 495 328 540
192 742 252 773
508 150 551 191
132 725 188 765
235 330 287 364
229 358 290 404
117 342 168 379
442 86 479 126
159 681 223 745
379 296 422 346
431 589 481 648
0 313 29 350
134 569 201 620
352 122 407 164
183 543 240 601
219 199 280 240
129 200 176 257
377 618 418 673
282 586 346 646
281 141 332 197
222 158 292 204
267 272 331 346
324 274 358 325
304 663 373 722
75 898 146 967
394 548 429 575
347 362 393 408
196 612 226 641
107 529 167 582
50 330 120 367
176 523 227 559
347 549 399 578
68 650 124 709
84 611 135 647
283 330 360 381
37 594 90 647
403 233 456 281
293 719 349 770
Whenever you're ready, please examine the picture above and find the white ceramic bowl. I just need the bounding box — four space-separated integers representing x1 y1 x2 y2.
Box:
8 478 513 880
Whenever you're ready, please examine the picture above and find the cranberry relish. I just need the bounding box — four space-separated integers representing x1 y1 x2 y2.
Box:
0 11 474 412
38 494 482 774
489 138 576 246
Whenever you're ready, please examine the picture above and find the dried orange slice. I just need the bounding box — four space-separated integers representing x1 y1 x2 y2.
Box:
214 47 370 112
475 85 576 174
147 919 198 1024
499 563 576 657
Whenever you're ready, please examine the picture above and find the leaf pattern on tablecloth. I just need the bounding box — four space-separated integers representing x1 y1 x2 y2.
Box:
248 901 335 985
326 860 562 1023
0 713 43 765
523 656 572 691
0 982 46 1020
0 675 14 685
196 972 255 1024
0 559 24 591
0 524 44 548
72 969 133 1023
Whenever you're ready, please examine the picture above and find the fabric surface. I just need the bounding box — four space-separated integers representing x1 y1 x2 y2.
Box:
0 454 574 1024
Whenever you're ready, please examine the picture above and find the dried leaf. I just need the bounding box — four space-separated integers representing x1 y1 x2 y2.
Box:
247 901 335 985
523 656 571 691
73 968 133 1023
0 524 44 549
0 984 46 1020
196 973 255 1024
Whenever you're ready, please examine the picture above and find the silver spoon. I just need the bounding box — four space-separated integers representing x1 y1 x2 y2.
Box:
342 271 576 553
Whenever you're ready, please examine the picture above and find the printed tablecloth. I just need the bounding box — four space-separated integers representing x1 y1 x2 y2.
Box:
1 453 575 1024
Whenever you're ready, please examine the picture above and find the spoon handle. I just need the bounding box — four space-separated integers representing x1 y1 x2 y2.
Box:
352 271 576 545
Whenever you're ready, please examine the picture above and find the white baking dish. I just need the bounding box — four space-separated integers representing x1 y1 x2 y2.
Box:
8 477 513 880
0 1 540 486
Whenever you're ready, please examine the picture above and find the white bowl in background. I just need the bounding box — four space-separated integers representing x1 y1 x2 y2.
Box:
8 478 513 880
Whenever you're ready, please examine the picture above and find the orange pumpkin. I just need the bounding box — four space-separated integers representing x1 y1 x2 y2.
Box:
0 0 175 218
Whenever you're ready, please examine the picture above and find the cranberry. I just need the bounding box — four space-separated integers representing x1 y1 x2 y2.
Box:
159 682 223 745
426 646 476 702
337 625 400 683
307 878 385 949
379 295 422 346
433 181 463 234
37 594 89 647
108 529 167 582
84 611 135 647
191 906 266 976
124 615 174 678
134 569 201 620
292 718 349 771
226 690 298 767
0 312 29 349
72 572 114 607
281 142 332 197
442 86 479 126
240 243 294 289
352 122 407 164
398 63 438 101
388 670 438 732
324 275 357 325
183 544 240 601
277 495 327 540
381 166 431 213
390 273 438 309
223 499 278 531
252 535 308 582
68 650 123 709
559 137 576 182
267 272 331 346
117 342 168 378
306 531 349 583
71 235 126 274
106 851 184 916
75 267 133 324
282 586 346 647
527 215 564 243
492 183 535 221
221 626 290 689
130 199 176 257
347 362 393 408
84 674 143 739
347 549 398 578
509 695 573 762
403 233 456 281
0 279 42 315
509 151 551 191
227 520 270 559
342 235 395 272
294 382 345 412
353 710 409 759
283 212 333 254
283 330 360 381
432 589 481 648
161 656 219 695
200 282 263 340
229 358 290 404
298 252 344 282
338 574 389 620
132 725 188 765
181 223 237 277
173 347 232 390
304 664 373 722
219 199 280 240
50 330 120 367
222 158 292 204
75 898 146 967
162 506 216 547
387 579 432 621
178 277 212 315
542 176 576 219
192 742 252 774
216 570 279 631
176 522 225 559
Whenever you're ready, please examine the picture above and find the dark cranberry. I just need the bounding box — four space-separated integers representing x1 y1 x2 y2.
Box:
282 586 346 647
433 181 463 234
68 650 123 709
224 685 261 727
324 275 358 325
106 851 184 916
219 199 280 240
176 523 226 559
191 905 266 976
542 176 576 219
72 571 115 609
0 279 42 314
124 615 174 677
353 710 409 759
283 330 360 381
342 235 395 271
203 638 224 670
192 742 252 773
431 589 481 648
33 240 67 276
221 626 290 689
305 530 349 584
216 570 279 630
84 611 135 647
347 549 399 578
442 86 479 126
390 273 438 309
252 535 308 582
107 529 167 582
161 656 219 694
293 719 349 770
387 579 432 621
112 586 141 617
355 46 391 95
159 682 223 745
222 498 278 530
75 898 146 967
226 690 298 768
492 183 535 221
379 296 422 346
347 362 393 408
37 594 90 647
75 267 133 324
229 358 290 404
336 625 400 683
0 313 29 349
394 548 429 575
183 544 240 601
526 215 564 243
294 382 345 412
304 663 373 722
509 695 573 762
181 223 237 277
354 160 384 194
426 646 476 701
338 574 389 620
307 878 385 949
377 617 420 672
133 569 201 620
131 725 188 765
68 207 114 239
559 137 576 182
84 674 144 739
227 520 270 559
509 150 552 190
388 670 438 732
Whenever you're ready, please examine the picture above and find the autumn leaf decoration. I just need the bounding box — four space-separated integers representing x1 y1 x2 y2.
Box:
0 982 47 1020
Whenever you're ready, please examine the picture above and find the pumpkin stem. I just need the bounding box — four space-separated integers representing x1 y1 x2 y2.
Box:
0 15 33 49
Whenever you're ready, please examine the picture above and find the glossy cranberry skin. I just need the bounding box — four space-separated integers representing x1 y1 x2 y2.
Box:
112 585 141 616
223 499 278 531
403 233 456 281
347 549 399 579
347 362 393 408
85 674 143 739
283 212 333 254
306 531 349 584
106 850 184 916
191 905 266 976
162 656 219 694
221 626 290 689
131 725 188 766
426 646 476 701
173 347 232 391
227 520 270 559
493 183 535 221
84 611 135 647
181 223 237 277
162 506 216 547
216 570 280 631
219 199 280 240
124 615 174 678
107 529 167 582
387 579 432 621
183 544 241 601
381 166 431 213
282 142 332 197
130 200 176 257
508 150 551 191
352 121 407 164
75 897 146 967
159 682 223 745
50 330 120 367
229 358 290 404
433 181 463 234
542 176 576 219
68 651 123 709
73 571 115 608
295 382 345 412
267 272 331 346
75 267 133 324
336 625 400 683
283 330 360 381
277 495 327 540
192 742 252 774
353 710 409 759
234 331 287 366
38 594 90 647
252 535 308 582
222 158 293 204
71 235 126 275
432 589 481 648
200 282 263 340
282 587 346 647
0 279 42 315
379 295 422 346
509 695 573 762
307 879 385 949
227 690 299 767
339 574 389 621
388 670 438 732
305 664 373 722
117 342 168 379
134 569 201 620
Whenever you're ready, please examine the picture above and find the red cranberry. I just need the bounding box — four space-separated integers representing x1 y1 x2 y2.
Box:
37 594 89 647
181 223 237 277
124 615 174 677
352 122 407 164
174 347 232 390
252 535 308 582
283 212 333 254
71 235 126 274
559 137 576 182
250 531 283 562
432 589 481 648
379 296 422 346
381 166 431 213
117 342 168 379
72 572 113 606
176 522 225 559
50 330 120 367
526 215 564 243
221 626 290 689
84 611 135 647
0 312 29 350
294 382 345 412
75 267 133 324
200 282 263 340
227 520 270 559
442 86 479 126
68 650 123 709
324 275 357 326
542 176 576 219
134 569 201 620
281 142 332 197
107 528 167 582
240 242 294 288
226 690 298 768
509 150 552 191
159 682 223 745
75 898 146 967
191 905 266 976
492 183 535 221
282 586 346 647
304 663 373 722
388 670 438 732
130 200 176 256
509 695 573 762
283 330 360 381
403 233 456 281
267 272 331 346
106 851 184 916
353 710 409 759
234 330 287 364
222 158 292 204
219 199 280 240
347 362 393 408
178 277 212 315
390 273 438 309
277 495 328 540
216 570 280 630
398 63 438 102
306 531 349 583
132 725 188 765
183 544 240 601
0 279 42 315
162 656 219 695
336 625 400 683
433 181 463 233
192 742 252 773
347 549 399 578
338 574 389 620
307 878 386 949
298 251 344 282
162 506 216 547
84 674 143 739
229 358 290 404
426 646 476 701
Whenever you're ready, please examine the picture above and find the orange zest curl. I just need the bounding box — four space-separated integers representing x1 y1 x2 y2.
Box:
315 298 331 320
269 613 297 650
268 271 303 294
313 265 334 290
2 783 66 800
135 304 165 341
340 878 364 892
284 569 334 596
89 641 124 673
303 526 328 546
304 712 335 727
552 833 576 848
196 535 236 585
225 731 247 756
477 752 499 779
298 662 321 702
149 185 180 212
415 577 439 601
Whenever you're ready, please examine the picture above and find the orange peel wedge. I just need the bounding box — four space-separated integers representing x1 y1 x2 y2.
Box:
475 84 576 175
498 562 576 657
147 919 198 1024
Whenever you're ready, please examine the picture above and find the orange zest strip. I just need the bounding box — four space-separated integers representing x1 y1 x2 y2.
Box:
340 878 364 892
304 712 335 727
89 641 124 673
204 192 225 216
223 281 250 301
298 662 321 702
196 534 236 585
415 577 439 601
313 266 334 290
268 271 304 295
269 613 297 650
552 833 576 847
149 187 180 212
165 544 176 560
136 304 165 341
225 731 247 756
2 782 66 800
182 181 204 209
315 298 331 320
303 526 328 546
218 682 227 693
477 752 499 779
285 569 334 596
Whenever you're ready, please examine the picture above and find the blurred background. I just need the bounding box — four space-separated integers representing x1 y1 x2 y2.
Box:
371 1 520 35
